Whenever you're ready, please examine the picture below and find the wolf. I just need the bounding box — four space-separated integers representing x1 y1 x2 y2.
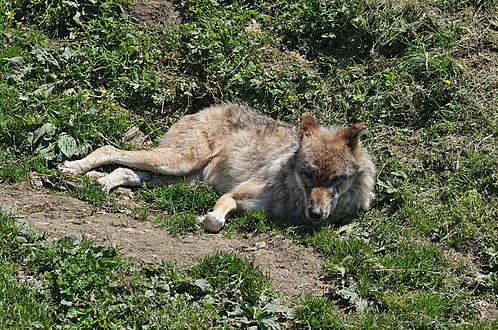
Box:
58 104 375 233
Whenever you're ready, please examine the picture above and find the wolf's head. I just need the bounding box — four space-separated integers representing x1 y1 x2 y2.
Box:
295 112 370 225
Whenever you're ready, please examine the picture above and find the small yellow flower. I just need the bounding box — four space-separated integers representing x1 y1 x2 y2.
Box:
444 79 451 85
17 21 22 25
51 73 58 80
5 11 13 19
97 100 103 104
111 102 116 107
101 89 108 95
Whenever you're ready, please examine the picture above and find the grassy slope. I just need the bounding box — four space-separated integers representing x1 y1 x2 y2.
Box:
1 0 497 328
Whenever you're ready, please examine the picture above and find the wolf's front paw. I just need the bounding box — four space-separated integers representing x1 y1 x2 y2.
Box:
197 212 225 233
57 161 84 176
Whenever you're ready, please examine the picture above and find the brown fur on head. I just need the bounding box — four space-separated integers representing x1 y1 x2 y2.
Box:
299 112 320 138
297 114 367 224
336 122 365 151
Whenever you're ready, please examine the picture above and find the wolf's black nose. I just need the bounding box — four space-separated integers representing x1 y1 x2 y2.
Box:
308 207 323 220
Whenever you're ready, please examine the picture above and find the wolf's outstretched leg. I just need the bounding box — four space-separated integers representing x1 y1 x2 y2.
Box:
57 145 209 177
198 180 265 233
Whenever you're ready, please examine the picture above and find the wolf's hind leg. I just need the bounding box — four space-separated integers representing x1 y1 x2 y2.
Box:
58 145 209 177
58 145 120 175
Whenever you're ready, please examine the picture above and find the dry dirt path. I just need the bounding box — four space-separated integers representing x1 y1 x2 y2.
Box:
0 183 332 301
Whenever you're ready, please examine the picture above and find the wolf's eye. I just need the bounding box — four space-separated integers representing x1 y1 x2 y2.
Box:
302 172 313 181
332 176 346 185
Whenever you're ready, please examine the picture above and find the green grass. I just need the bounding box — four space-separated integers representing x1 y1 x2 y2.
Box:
136 181 218 215
0 262 52 328
0 208 52 328
1 0 497 328
66 175 112 206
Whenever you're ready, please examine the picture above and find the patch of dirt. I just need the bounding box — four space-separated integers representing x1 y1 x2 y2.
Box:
0 183 332 302
131 0 181 27
458 10 498 114
474 300 498 322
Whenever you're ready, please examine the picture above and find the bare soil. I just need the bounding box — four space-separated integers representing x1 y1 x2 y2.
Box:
0 183 332 302
131 0 181 26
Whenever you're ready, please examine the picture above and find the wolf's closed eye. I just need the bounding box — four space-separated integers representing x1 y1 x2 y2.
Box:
302 172 313 181
332 175 346 185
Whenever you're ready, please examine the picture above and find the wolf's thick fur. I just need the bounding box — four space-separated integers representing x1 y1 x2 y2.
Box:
58 104 375 232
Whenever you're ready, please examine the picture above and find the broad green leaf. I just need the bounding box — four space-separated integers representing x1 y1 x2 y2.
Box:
194 278 212 292
58 133 78 158
29 123 57 147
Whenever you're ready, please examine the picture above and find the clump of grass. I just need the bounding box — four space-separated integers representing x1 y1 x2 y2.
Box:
66 175 109 206
294 296 345 330
0 210 52 327
0 261 52 328
154 212 200 237
223 210 274 236
0 154 47 183
188 251 293 328
190 251 270 305
136 182 218 215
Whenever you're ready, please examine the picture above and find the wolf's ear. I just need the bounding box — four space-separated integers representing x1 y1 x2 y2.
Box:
337 122 365 149
300 112 319 138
